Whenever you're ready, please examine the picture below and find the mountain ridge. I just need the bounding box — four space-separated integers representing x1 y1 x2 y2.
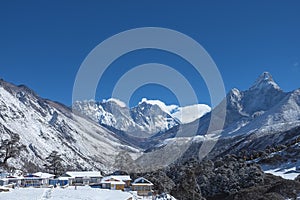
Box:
73 98 211 138
0 78 140 173
134 72 300 171
1 71 300 176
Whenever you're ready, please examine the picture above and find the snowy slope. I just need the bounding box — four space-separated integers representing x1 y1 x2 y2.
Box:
139 98 211 124
264 167 299 180
222 88 300 138
73 99 177 137
73 98 211 137
171 104 211 124
139 72 300 168
219 72 300 138
93 72 300 178
0 80 140 173
73 99 136 132
180 72 293 138
139 98 178 114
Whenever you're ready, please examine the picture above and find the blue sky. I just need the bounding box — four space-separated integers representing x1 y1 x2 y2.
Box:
0 1 299 107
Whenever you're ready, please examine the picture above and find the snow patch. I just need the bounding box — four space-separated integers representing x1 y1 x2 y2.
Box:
264 167 300 180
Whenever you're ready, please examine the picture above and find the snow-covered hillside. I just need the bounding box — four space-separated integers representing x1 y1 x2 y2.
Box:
180 72 299 139
0 80 140 173
137 72 300 169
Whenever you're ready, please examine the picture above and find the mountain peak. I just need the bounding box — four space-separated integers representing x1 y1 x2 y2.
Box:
250 72 280 91
229 88 241 97
102 98 127 108
138 98 178 114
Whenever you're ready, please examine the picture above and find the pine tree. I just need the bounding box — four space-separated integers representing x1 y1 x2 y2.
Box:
44 151 64 176
0 133 26 167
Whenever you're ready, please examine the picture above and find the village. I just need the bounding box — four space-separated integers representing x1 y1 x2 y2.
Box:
0 170 175 200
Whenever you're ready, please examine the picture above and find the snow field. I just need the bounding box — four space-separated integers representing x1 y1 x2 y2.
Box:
0 186 133 200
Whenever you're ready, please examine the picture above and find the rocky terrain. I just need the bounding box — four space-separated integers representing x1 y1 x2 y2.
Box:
178 72 299 138
73 98 210 142
134 72 300 174
73 98 180 138
0 79 140 173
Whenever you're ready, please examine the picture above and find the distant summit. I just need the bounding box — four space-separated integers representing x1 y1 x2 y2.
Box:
73 98 210 139
250 72 281 91
190 71 291 138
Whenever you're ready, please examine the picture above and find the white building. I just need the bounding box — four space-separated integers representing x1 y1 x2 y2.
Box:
33 172 55 186
60 171 102 186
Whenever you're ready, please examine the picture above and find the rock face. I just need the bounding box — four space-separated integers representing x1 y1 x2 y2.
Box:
73 99 180 138
183 72 293 138
140 72 300 176
132 156 300 200
186 75 285 149
73 98 211 139
74 72 300 158
0 79 139 173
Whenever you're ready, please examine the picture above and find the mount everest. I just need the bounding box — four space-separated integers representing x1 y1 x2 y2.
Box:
73 98 210 138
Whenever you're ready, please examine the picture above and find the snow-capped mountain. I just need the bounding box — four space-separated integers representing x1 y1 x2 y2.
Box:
2 71 299 175
220 71 299 137
0 79 140 173
138 72 300 169
181 72 294 138
73 98 210 138
136 98 210 124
